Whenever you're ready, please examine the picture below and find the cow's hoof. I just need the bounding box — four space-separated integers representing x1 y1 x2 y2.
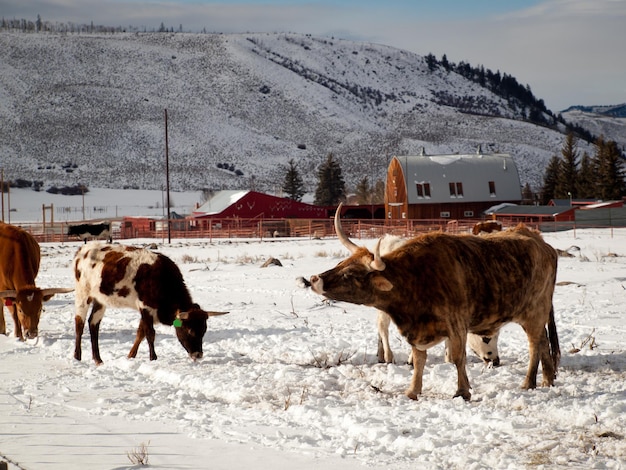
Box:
405 389 419 400
454 390 471 401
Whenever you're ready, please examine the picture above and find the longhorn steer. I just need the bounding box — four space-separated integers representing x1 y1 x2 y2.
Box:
0 222 74 340
298 236 500 366
73 243 228 364
309 206 560 401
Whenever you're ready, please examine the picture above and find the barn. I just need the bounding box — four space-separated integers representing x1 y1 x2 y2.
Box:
385 150 522 220
192 190 327 219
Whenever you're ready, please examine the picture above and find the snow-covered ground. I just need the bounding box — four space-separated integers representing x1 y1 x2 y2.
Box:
1 227 625 469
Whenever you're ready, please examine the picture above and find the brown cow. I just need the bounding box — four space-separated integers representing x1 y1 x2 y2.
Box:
472 220 502 235
73 243 228 364
309 206 559 401
0 222 74 340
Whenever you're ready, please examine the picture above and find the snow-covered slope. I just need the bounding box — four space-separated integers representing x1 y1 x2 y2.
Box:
561 108 626 150
0 32 593 193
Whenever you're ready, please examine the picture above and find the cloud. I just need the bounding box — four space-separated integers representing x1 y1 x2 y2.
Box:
373 0 626 110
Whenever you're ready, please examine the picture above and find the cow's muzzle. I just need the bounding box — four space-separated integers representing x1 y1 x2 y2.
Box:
25 329 38 339
189 351 203 361
309 275 324 294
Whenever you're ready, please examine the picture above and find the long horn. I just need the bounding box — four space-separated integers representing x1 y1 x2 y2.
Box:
41 288 75 296
334 203 359 254
206 311 229 317
371 238 386 271
0 290 17 298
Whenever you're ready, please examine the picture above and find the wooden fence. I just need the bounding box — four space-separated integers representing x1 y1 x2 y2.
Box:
14 217 484 243
11 217 623 244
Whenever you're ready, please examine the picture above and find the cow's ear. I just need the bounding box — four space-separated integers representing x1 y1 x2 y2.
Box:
177 311 190 320
372 275 393 292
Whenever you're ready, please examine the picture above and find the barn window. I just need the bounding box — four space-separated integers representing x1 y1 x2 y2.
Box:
464 211 474 217
489 181 496 196
449 182 463 198
415 182 431 199
440 211 451 218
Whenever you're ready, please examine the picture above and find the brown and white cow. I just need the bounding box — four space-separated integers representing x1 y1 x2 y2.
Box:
0 222 74 340
309 206 560 401
73 243 228 364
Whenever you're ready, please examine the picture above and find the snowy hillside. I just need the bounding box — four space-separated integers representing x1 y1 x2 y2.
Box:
0 31 594 194
563 104 626 118
561 108 626 150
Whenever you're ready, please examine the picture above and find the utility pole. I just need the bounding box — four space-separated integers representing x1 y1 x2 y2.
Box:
1 169 4 222
164 109 171 243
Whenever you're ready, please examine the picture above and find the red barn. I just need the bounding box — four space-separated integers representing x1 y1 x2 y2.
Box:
192 191 327 219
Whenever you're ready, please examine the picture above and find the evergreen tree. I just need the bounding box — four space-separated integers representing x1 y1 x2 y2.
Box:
281 159 305 202
576 152 596 199
372 179 385 204
521 182 534 204
541 155 560 204
354 177 371 204
440 54 450 71
555 132 579 198
425 53 437 71
314 153 345 206
594 136 626 200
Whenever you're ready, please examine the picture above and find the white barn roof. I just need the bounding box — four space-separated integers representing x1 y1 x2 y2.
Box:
194 190 249 215
395 152 521 204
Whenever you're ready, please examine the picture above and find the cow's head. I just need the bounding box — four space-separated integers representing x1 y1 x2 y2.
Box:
173 305 228 360
467 332 501 367
309 204 393 307
0 287 74 339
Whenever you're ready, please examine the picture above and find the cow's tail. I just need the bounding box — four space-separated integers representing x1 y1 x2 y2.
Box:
548 304 560 373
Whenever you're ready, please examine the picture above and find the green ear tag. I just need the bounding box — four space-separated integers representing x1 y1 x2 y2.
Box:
173 318 183 328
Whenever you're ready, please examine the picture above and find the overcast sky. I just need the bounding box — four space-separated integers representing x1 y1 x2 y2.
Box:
2 0 625 112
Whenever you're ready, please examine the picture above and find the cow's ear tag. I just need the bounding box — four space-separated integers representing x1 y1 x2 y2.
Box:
173 318 183 328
